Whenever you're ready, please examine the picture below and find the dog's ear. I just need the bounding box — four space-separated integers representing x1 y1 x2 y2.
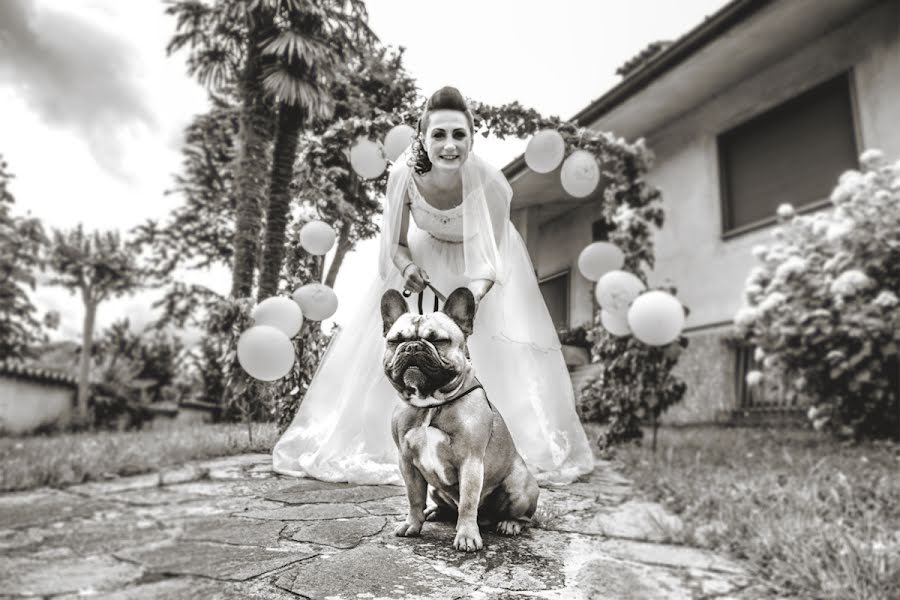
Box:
441 287 475 337
381 289 408 336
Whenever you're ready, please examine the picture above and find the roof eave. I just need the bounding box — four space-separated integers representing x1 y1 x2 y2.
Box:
502 0 773 181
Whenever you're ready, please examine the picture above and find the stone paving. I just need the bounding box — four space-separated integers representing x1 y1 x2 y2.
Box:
0 453 769 599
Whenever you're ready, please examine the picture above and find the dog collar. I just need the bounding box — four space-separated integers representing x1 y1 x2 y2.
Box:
446 378 484 403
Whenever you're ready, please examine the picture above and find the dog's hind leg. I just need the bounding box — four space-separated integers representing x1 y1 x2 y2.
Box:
493 457 539 536
424 487 458 522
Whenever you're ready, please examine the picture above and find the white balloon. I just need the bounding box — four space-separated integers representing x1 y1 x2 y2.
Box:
251 296 304 338
292 283 339 321
600 309 631 337
560 150 600 198
525 129 565 173
384 124 416 162
300 220 336 256
627 291 686 346
578 242 625 281
595 270 646 317
349 136 387 179
237 325 295 381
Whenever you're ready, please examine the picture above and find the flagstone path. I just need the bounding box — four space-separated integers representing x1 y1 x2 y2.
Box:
0 452 769 599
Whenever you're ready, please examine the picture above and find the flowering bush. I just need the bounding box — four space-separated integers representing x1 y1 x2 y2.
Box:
735 150 900 439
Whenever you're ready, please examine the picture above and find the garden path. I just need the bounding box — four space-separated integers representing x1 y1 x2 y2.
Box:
0 451 767 599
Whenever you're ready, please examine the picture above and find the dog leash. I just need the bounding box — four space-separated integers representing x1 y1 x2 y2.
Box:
403 281 447 315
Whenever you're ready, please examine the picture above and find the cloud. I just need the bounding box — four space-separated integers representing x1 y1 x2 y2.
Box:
0 0 156 179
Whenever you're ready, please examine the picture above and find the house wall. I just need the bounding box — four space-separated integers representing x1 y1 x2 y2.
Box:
0 377 76 435
646 0 900 330
542 0 900 422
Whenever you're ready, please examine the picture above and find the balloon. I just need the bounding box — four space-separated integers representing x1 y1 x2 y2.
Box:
292 283 339 321
349 136 387 179
525 129 565 173
595 270 645 317
300 220 336 256
560 150 600 198
578 242 624 281
237 325 295 381
600 309 631 337
627 291 686 346
384 124 416 162
251 296 304 338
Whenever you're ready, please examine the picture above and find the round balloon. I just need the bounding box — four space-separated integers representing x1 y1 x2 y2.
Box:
300 220 336 256
237 325 295 381
578 242 624 282
292 283 339 321
600 309 631 337
384 124 416 162
349 136 387 179
560 150 600 198
627 291 686 346
595 270 645 317
251 296 304 338
525 129 565 174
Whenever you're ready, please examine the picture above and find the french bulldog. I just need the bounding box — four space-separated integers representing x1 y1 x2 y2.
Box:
380 287 540 552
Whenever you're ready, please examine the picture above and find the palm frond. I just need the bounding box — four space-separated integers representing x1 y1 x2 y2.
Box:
261 70 333 118
262 30 336 69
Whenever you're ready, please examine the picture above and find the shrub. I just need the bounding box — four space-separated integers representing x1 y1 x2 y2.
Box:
557 324 592 349
578 285 689 450
735 150 900 439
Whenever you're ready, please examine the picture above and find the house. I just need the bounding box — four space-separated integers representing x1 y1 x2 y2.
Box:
0 363 78 435
505 0 900 423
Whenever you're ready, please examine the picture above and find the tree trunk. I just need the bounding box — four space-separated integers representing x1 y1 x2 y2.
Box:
257 104 304 301
229 7 275 299
77 299 97 423
323 219 352 287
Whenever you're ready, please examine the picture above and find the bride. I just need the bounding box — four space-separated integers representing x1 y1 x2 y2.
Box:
273 86 594 486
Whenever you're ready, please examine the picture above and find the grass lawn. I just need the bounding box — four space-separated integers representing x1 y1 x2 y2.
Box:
614 426 900 600
0 422 279 492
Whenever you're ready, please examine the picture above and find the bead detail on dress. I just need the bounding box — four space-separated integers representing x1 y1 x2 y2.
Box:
408 179 464 243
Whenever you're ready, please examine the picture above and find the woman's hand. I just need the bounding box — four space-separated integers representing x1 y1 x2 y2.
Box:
402 263 429 295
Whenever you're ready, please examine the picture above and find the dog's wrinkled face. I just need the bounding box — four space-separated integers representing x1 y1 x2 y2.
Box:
381 288 476 408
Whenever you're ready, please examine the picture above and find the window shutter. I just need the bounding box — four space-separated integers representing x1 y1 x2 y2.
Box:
719 74 858 232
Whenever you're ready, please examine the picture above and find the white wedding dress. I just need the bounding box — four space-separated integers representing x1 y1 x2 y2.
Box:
273 165 595 486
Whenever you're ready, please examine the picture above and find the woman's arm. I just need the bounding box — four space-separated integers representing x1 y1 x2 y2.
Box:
468 279 494 304
467 176 509 305
392 190 428 293
392 194 414 274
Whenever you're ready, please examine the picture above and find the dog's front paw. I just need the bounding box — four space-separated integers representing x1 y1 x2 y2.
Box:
394 517 424 537
496 519 524 536
453 522 483 552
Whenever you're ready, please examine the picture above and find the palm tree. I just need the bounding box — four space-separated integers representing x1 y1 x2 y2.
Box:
255 0 375 301
166 0 276 299
46 226 142 421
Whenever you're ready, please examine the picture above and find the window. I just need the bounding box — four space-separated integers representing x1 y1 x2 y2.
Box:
539 270 569 329
734 345 767 409
734 344 795 410
718 73 858 235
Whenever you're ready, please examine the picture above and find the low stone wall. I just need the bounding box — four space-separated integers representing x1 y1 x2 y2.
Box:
0 376 76 435
176 401 219 425
664 326 737 425
568 326 738 426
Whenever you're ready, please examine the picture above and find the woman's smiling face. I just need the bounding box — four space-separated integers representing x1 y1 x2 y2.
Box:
424 110 471 171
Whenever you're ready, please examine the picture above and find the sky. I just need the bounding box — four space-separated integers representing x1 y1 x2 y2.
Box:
1 0 731 344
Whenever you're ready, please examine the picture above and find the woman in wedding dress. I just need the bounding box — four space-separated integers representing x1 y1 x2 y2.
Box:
273 86 594 486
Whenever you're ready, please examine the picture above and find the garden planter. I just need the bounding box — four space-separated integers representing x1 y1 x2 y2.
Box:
561 344 591 370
